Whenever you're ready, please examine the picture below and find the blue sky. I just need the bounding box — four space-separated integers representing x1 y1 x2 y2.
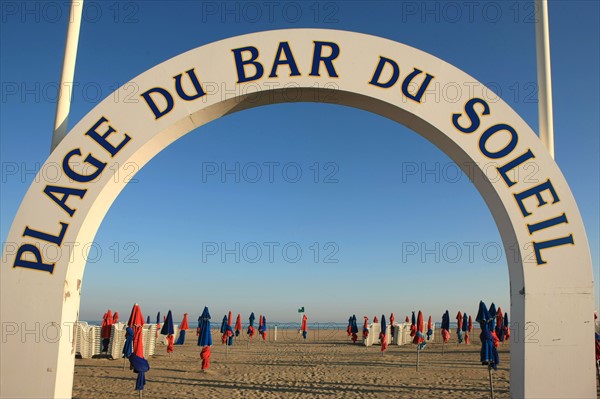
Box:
1 1 598 324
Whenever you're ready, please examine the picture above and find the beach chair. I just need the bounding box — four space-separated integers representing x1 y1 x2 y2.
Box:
363 323 374 347
90 325 102 356
372 323 381 346
108 322 126 359
143 324 157 357
401 323 412 345
389 323 402 346
75 322 92 358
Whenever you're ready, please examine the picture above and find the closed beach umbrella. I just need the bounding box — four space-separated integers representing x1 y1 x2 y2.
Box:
488 303 500 348
161 310 175 354
441 310 450 355
495 308 504 342
502 313 510 339
127 304 145 358
301 314 308 340
156 312 161 339
414 311 426 370
122 326 134 359
362 316 369 339
235 314 242 337
373 316 379 323
175 313 189 345
379 315 387 353
350 315 358 343
220 315 233 345
146 316 150 324
112 312 119 324
410 311 416 338
410 311 417 338
456 311 463 343
197 306 212 370
260 316 267 341
476 301 499 399
426 316 433 340
101 309 113 352
227 312 233 345
390 313 395 338
462 312 469 344
129 354 150 393
180 313 189 330
347 316 352 336
441 310 451 342
405 316 409 323
121 325 134 371
220 315 229 344
413 311 425 348
127 303 148 394
247 312 256 340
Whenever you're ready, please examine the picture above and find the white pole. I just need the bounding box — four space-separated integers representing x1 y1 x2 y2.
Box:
50 0 84 152
535 0 554 159
274 325 277 341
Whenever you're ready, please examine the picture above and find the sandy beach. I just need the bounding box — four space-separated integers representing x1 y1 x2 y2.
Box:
73 329 512 398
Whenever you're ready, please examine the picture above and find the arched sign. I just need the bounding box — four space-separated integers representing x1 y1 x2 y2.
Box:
0 29 595 398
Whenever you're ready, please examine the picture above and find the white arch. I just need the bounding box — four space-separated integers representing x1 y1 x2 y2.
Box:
0 29 595 398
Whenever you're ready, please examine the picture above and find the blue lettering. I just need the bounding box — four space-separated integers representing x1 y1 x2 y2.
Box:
479 123 518 159
141 87 174 119
452 98 490 133
85 117 131 157
269 42 301 78
232 46 264 83
62 149 106 183
309 41 339 77
174 68 206 101
401 68 434 103
43 185 86 217
368 57 399 88
14 244 54 273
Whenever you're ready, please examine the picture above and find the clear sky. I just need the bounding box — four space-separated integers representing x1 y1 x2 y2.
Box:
1 1 598 324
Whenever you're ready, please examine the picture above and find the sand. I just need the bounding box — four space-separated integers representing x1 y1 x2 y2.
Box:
73 329 511 398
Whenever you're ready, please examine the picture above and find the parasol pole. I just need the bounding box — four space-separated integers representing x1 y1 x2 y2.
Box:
488 364 495 399
442 340 445 355
535 0 555 158
50 0 84 151
416 346 420 371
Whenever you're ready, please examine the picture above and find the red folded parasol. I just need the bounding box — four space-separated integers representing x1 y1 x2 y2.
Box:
127 304 145 358
180 313 189 330
200 346 211 370
101 309 113 339
413 311 425 346
235 314 242 336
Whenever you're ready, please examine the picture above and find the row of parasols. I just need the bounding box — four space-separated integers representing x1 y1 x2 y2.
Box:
345 301 509 398
100 305 276 395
